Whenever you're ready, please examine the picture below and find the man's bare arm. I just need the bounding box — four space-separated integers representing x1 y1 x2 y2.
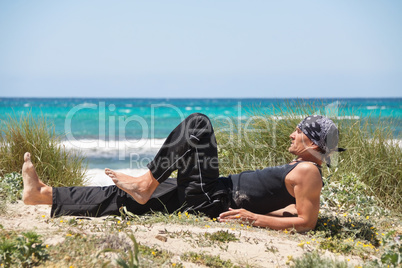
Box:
219 208 312 232
219 163 322 232
266 204 298 217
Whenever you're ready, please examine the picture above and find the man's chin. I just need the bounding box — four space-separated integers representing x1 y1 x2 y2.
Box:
288 148 298 156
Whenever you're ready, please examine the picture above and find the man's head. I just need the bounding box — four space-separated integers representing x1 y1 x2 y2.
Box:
289 115 340 165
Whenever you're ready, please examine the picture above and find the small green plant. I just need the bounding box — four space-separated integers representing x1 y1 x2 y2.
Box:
314 213 379 245
0 172 23 214
290 251 350 268
0 231 49 267
379 231 401 267
181 251 239 268
310 211 381 259
205 230 238 243
163 229 239 251
0 237 15 266
0 112 87 187
320 173 386 216
0 172 23 203
137 243 176 267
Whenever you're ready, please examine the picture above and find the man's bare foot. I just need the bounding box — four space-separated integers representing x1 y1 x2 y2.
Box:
104 169 159 204
22 152 52 205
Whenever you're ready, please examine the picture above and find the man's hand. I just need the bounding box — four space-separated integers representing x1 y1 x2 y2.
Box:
218 208 257 224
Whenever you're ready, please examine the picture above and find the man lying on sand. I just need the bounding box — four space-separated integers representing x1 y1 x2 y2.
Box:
22 113 342 232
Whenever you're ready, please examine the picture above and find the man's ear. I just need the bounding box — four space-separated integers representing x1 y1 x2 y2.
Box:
310 144 321 152
308 144 324 160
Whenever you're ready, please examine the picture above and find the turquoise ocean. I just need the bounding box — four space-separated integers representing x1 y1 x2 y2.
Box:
1 98 401 170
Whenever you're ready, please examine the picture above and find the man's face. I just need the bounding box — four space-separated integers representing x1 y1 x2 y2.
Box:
288 127 315 156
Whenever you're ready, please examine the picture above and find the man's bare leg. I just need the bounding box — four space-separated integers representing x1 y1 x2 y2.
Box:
104 169 159 204
22 152 53 205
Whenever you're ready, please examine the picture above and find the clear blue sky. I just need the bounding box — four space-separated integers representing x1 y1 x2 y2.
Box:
0 0 401 98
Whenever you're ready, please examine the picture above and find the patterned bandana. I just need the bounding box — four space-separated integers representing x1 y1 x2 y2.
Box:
297 115 342 166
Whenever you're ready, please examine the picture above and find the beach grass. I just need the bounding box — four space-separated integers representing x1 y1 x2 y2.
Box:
215 100 401 214
0 112 87 187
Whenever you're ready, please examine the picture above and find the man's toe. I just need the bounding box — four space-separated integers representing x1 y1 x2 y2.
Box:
24 152 31 162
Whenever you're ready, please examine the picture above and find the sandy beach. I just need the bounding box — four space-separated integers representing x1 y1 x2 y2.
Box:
1 199 365 267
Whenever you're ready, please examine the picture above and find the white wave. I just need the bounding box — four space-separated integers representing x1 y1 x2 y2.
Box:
367 138 402 148
61 139 165 157
271 115 305 120
327 100 342 107
79 102 96 107
335 116 360 119
391 139 402 148
119 109 132 113
85 168 148 186
270 115 360 120
366 106 378 110
237 116 248 120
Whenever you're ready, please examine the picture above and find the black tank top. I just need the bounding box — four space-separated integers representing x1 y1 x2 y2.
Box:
228 161 321 214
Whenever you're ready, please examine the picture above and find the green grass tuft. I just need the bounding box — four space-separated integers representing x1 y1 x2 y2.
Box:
205 230 238 243
0 112 87 187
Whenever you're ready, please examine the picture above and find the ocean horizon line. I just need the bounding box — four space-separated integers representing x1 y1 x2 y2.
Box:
1 96 401 100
